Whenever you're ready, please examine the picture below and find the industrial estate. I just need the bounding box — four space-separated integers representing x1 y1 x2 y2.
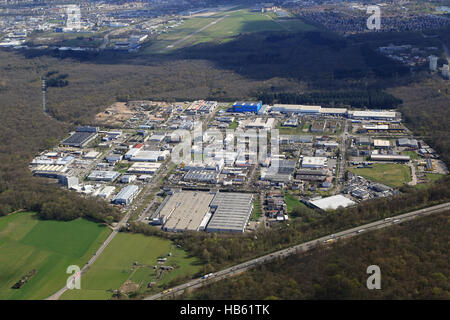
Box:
1 0 449 305
30 99 448 234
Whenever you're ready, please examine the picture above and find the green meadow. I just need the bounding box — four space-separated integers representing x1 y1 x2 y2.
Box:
0 212 111 300
60 233 201 300
348 163 412 188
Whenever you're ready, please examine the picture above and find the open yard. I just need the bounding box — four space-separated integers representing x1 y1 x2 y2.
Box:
0 212 111 300
348 163 412 188
60 232 201 300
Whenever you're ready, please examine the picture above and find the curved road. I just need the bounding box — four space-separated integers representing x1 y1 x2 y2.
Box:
144 201 450 300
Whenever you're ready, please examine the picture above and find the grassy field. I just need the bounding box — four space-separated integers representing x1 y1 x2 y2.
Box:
0 212 111 300
251 200 261 221
143 9 315 54
348 163 412 187
277 121 311 135
284 193 308 214
402 150 420 160
60 232 201 300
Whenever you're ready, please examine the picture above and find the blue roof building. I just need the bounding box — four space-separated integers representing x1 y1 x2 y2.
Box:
232 101 262 113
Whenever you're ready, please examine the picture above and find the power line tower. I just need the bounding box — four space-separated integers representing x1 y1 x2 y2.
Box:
42 76 47 114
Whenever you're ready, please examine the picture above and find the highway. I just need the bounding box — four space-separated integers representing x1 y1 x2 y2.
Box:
143 201 450 300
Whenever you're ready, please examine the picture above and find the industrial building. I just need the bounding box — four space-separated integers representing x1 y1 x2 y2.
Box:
98 186 115 199
279 135 313 144
373 139 391 148
32 165 69 178
127 162 161 174
155 191 215 232
348 110 397 121
308 194 356 211
271 104 322 114
60 131 98 148
58 175 79 188
206 192 254 233
60 126 99 148
295 169 327 182
121 175 137 183
88 170 120 182
301 156 327 168
232 101 262 113
243 118 275 130
186 100 218 115
125 148 170 162
112 185 139 205
370 154 410 162
184 170 220 184
397 138 418 149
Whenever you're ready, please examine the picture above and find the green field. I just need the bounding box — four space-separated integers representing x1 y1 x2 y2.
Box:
284 193 309 214
0 212 111 300
402 151 420 160
60 232 201 300
348 163 412 188
143 9 315 53
277 121 311 135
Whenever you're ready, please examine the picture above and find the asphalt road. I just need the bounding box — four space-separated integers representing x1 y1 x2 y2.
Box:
144 201 450 300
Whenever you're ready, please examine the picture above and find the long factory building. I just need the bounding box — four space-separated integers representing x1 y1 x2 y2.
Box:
153 191 254 233
270 104 399 121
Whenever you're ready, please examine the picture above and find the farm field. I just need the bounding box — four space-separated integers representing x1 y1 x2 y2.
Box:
60 232 201 300
0 212 111 300
348 163 412 188
142 9 315 54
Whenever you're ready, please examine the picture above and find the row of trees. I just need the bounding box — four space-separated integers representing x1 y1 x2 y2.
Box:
258 90 403 109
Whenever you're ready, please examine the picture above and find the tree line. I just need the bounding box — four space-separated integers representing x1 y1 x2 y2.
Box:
258 90 403 109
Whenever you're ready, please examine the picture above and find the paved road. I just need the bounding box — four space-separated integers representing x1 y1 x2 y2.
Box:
408 161 418 186
336 120 349 193
144 201 450 300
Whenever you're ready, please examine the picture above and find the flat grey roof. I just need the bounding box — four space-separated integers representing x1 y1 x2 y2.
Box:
207 193 253 233
161 191 214 232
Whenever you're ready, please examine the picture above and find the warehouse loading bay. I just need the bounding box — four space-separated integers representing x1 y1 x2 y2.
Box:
29 100 448 233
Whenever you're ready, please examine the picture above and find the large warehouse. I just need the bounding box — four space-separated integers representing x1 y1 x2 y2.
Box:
271 104 322 114
301 156 327 168
308 194 356 211
232 101 262 113
112 185 139 205
60 130 98 148
156 191 215 232
127 162 161 174
347 110 397 121
88 170 120 182
206 192 254 233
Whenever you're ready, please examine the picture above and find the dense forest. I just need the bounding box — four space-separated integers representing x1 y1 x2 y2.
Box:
182 211 450 300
